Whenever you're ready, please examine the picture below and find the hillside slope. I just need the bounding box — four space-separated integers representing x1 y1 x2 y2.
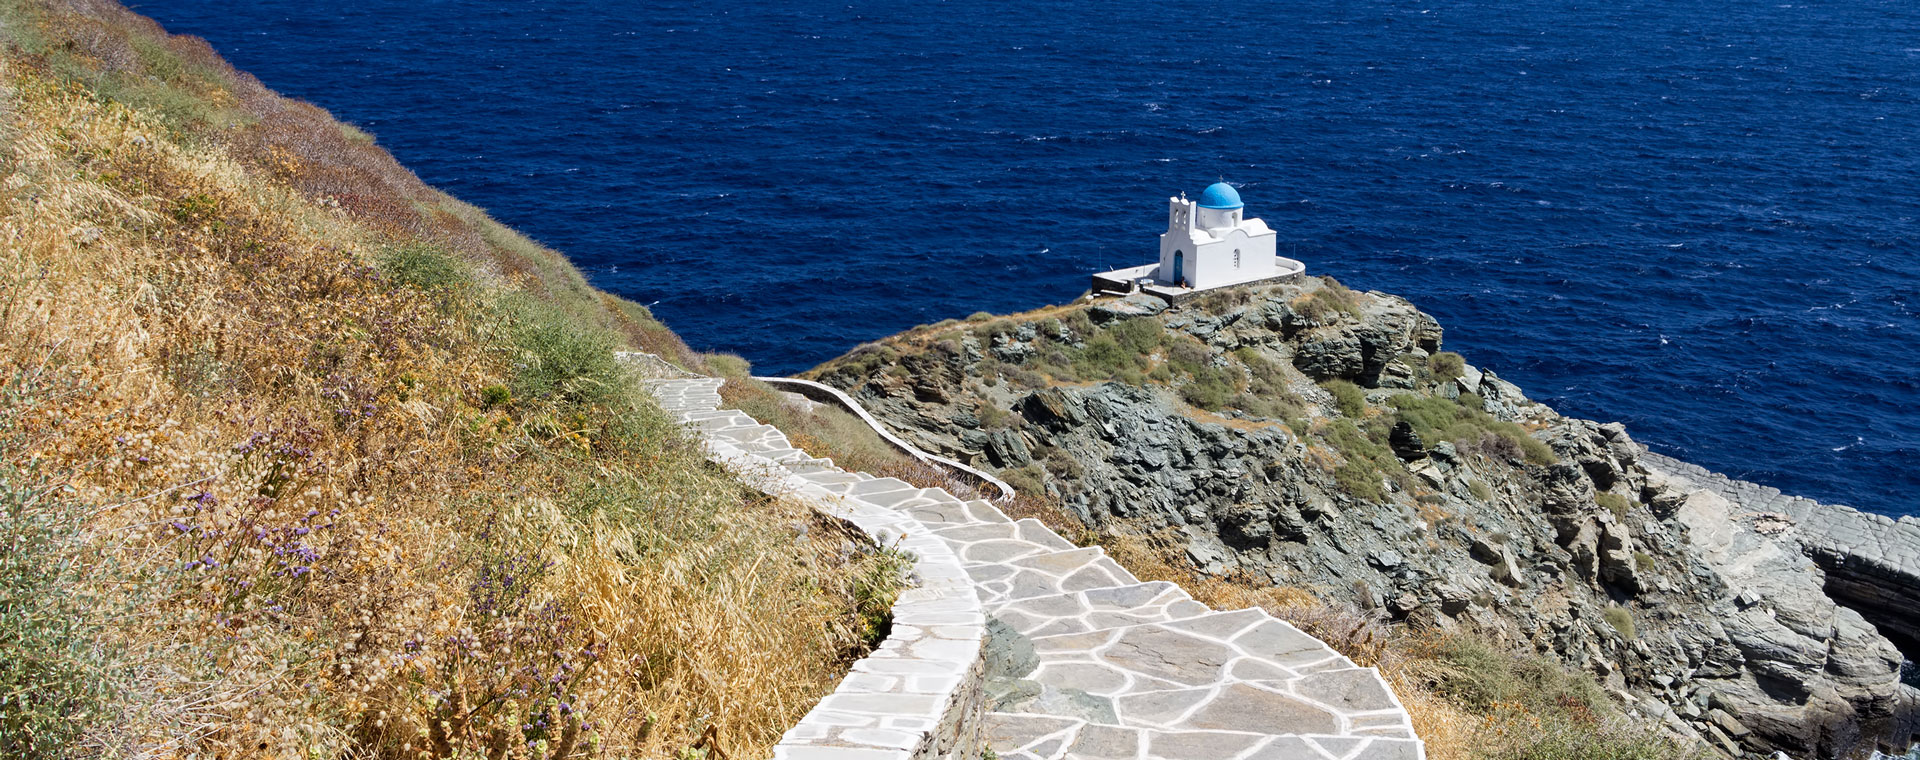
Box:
807 281 1920 759
0 2 896 758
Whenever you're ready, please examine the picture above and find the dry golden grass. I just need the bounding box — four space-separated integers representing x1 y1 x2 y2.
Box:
0 21 884 760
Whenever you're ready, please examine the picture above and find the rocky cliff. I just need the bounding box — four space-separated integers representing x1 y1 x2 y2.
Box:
806 278 1920 758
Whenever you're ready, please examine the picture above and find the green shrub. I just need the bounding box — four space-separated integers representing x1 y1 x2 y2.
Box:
1334 461 1386 502
978 401 1012 429
0 467 126 759
12 22 253 131
1429 351 1466 381
1108 318 1164 355
1602 606 1636 639
505 296 626 405
1468 478 1494 502
1424 636 1610 717
1075 335 1131 377
1164 338 1212 374
850 546 914 649
1060 319 1171 382
1634 551 1656 573
1000 464 1049 497
1595 492 1632 520
479 384 512 409
1321 379 1367 418
377 243 467 291
340 122 377 144
1296 278 1361 322
1009 368 1048 389
1179 366 1236 411
1040 446 1086 480
1387 394 1556 466
1230 392 1302 420
1228 349 1305 419
1424 638 1692 760
967 311 995 322
1509 433 1558 465
1483 723 1697 760
1320 418 1400 502
1322 418 1394 466
1036 349 1073 373
704 353 753 379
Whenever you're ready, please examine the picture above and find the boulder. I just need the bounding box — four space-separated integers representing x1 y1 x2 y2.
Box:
1018 388 1087 431
1088 292 1168 324
986 428 1033 468
1291 327 1365 380
1388 421 1425 461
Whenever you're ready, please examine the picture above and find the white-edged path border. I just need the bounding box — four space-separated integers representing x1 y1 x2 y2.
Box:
644 377 990 760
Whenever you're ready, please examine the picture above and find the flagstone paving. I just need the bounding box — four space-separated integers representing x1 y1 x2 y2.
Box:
643 374 1423 760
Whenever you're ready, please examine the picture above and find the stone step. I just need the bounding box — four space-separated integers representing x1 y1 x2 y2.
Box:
754 447 829 466
791 469 870 488
780 459 843 476
989 607 1415 752
985 712 1422 760
711 423 788 446
1020 608 1357 693
686 412 758 432
676 408 739 421
990 580 1210 639
933 518 1077 565
896 497 1014 529
967 546 1140 606
818 478 965 511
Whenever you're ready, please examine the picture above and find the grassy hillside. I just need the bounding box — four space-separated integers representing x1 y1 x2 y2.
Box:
0 2 898 758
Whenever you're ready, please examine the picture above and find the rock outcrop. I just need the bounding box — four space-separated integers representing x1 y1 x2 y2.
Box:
1643 452 1920 654
807 278 1920 758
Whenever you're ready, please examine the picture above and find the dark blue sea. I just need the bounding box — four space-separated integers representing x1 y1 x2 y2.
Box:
133 0 1918 517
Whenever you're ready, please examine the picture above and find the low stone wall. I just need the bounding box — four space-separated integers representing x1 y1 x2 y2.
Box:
1089 263 1160 296
642 377 990 760
754 375 1017 502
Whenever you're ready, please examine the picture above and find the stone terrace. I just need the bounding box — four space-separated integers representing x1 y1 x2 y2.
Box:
644 374 1423 760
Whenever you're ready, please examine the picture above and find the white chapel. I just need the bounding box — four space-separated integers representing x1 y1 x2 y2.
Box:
1092 182 1305 298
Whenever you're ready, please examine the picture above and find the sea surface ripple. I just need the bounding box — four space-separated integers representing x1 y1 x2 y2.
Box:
134 0 1920 516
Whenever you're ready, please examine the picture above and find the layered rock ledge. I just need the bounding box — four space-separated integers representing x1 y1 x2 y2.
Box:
1641 452 1920 664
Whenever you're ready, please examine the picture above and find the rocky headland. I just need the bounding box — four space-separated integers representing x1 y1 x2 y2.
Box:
805 277 1920 758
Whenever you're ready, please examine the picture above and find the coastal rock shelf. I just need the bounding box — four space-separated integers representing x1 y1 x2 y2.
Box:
642 371 1423 760
1642 451 1920 649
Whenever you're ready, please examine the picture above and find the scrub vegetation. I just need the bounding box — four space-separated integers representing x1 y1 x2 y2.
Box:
889 306 1557 514
0 2 894 758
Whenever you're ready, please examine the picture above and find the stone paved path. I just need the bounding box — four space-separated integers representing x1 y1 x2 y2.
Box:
646 376 1423 760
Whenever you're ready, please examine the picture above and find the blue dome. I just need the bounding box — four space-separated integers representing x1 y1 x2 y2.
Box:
1196 182 1244 210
